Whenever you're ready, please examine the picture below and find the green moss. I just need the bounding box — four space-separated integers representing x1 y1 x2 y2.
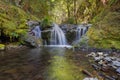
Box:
0 1 39 42
0 44 5 50
87 11 120 49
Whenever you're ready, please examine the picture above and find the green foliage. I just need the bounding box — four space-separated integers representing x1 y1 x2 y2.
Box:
87 2 120 49
65 17 75 24
0 1 39 42
74 35 89 47
41 16 52 28
0 44 5 50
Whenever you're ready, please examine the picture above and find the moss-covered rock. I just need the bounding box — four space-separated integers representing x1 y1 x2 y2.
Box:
0 0 39 42
0 44 5 50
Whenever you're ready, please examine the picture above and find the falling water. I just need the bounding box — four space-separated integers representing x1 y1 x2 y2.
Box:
76 25 88 41
50 23 67 45
32 25 41 38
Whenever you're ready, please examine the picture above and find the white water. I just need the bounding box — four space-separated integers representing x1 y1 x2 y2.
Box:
50 23 67 45
32 25 41 38
76 25 87 41
43 45 73 49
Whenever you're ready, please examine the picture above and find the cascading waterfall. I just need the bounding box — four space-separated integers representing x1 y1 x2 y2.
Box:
32 25 41 38
76 25 88 41
50 23 67 45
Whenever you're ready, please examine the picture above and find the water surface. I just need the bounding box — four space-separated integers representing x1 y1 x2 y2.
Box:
0 47 83 80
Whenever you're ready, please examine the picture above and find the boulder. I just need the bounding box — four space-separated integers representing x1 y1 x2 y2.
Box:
97 52 103 56
116 67 120 73
104 57 112 62
112 61 120 67
94 56 103 61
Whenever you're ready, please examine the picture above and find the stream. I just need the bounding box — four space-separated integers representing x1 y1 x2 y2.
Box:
0 47 83 80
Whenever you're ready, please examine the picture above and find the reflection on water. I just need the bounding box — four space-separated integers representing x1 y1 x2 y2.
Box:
45 48 81 80
0 47 82 80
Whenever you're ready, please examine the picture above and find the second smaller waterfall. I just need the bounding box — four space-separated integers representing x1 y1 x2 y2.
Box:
50 23 67 45
76 25 89 41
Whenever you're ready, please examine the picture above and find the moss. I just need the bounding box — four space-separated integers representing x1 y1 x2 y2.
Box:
0 1 39 42
0 44 5 50
87 11 120 49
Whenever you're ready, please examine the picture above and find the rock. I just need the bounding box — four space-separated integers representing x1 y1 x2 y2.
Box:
26 20 39 28
24 33 41 47
116 58 120 62
104 57 112 62
110 57 117 60
116 67 120 73
101 66 110 72
105 75 116 80
98 60 104 65
94 56 103 61
111 65 118 69
103 54 108 57
97 52 103 56
0 44 5 50
91 64 100 70
112 61 120 67
87 52 96 57
83 77 98 80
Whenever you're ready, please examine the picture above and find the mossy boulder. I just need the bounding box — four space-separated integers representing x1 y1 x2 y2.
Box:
0 44 5 50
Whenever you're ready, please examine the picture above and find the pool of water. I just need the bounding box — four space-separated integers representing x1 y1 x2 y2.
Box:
0 47 83 80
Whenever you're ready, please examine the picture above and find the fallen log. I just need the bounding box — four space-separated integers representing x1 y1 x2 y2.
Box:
82 69 93 77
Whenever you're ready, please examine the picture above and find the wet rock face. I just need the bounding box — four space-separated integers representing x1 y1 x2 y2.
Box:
24 33 42 47
26 20 40 28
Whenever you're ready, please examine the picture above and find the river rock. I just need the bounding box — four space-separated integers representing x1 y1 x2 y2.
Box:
98 60 104 65
97 52 103 56
91 64 100 70
104 57 112 62
112 61 120 67
116 67 120 73
103 54 108 57
83 77 98 80
87 52 96 57
94 56 103 61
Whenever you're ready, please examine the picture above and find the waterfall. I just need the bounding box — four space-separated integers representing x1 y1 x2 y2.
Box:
76 25 88 41
50 23 67 45
32 25 41 38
